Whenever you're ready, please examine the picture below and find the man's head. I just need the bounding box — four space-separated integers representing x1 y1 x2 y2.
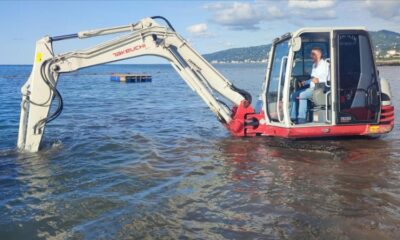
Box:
311 47 323 63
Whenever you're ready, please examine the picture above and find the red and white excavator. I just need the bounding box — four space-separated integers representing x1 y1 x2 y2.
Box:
17 16 394 152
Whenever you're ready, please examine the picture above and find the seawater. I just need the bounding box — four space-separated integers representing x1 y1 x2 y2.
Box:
0 64 399 239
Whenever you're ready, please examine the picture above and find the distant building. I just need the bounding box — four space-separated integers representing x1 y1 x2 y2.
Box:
385 50 399 58
387 50 397 55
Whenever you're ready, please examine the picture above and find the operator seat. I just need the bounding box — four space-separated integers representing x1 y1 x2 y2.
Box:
312 83 329 107
310 59 331 123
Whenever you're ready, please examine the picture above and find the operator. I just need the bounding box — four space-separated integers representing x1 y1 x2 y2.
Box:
290 47 329 124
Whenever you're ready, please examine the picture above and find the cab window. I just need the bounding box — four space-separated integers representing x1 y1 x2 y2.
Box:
266 39 290 122
336 31 380 123
292 33 330 78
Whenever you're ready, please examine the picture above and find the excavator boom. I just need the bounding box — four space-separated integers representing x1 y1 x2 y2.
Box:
17 17 254 152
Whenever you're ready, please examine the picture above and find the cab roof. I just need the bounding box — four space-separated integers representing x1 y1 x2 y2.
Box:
274 27 368 43
293 26 367 36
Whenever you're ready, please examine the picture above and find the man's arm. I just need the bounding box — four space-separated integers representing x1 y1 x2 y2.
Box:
303 77 318 86
306 60 328 85
315 61 329 84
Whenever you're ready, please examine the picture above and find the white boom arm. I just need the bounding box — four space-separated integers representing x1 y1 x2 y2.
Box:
17 17 250 152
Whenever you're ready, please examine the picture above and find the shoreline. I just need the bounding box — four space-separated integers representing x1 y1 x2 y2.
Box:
211 62 400 66
376 59 400 66
1 61 400 67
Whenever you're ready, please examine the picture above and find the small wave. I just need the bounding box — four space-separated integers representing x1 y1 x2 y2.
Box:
0 148 18 157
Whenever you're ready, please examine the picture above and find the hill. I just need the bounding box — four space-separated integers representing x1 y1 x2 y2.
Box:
203 30 400 63
203 44 271 63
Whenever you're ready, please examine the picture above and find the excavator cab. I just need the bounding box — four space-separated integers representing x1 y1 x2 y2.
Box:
262 28 388 132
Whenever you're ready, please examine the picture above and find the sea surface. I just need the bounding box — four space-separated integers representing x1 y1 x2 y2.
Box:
0 64 399 239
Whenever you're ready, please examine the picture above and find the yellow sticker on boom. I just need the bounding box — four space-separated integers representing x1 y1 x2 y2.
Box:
36 52 43 63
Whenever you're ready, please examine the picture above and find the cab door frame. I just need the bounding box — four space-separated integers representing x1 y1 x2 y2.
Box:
262 34 294 127
283 29 336 128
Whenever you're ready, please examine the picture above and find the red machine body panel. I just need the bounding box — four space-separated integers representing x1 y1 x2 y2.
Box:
227 102 394 139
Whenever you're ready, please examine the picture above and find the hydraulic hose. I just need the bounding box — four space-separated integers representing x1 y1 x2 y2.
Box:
231 85 252 104
32 60 63 134
150 16 176 32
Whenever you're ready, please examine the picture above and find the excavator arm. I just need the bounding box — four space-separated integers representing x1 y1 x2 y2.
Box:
17 16 255 152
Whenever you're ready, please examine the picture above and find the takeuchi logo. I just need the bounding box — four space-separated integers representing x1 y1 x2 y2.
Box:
113 43 146 57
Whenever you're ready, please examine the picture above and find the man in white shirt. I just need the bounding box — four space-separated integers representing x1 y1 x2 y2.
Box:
290 47 330 124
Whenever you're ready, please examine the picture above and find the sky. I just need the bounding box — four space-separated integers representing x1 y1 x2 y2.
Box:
1 0 400 64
